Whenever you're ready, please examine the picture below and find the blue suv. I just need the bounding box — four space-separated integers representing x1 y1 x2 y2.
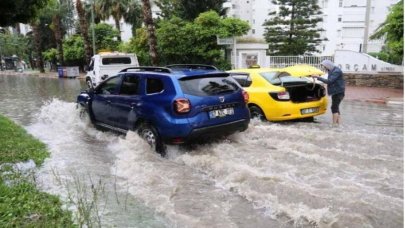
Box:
77 65 250 155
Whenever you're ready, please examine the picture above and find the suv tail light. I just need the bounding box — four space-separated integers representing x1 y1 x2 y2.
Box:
174 98 191 114
242 90 249 103
269 91 290 101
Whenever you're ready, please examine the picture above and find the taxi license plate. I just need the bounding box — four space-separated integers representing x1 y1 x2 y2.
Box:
209 108 234 118
301 107 319 115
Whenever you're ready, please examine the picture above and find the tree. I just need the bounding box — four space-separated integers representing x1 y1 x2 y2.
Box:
141 0 159 66
155 0 227 20
0 33 29 60
76 0 93 64
96 0 130 41
157 11 249 68
120 28 150 64
370 0 403 64
123 0 143 36
0 0 48 26
263 0 324 55
63 35 86 67
94 23 120 52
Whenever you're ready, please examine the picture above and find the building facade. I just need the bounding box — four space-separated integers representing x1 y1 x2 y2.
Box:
225 0 398 55
320 0 399 55
225 0 272 40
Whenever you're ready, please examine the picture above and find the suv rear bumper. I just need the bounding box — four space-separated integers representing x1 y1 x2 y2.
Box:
183 118 249 143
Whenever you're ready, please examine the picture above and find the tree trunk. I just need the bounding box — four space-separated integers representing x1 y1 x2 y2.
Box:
31 23 45 73
289 3 295 44
52 14 64 66
141 0 159 66
15 23 21 34
76 0 93 65
113 16 122 41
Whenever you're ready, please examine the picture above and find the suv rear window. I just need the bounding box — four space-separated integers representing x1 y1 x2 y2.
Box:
179 75 239 96
102 57 131 65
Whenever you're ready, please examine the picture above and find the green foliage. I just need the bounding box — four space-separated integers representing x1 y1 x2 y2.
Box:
63 35 86 66
42 48 58 62
263 0 324 55
0 33 29 60
155 0 227 21
0 114 75 227
93 23 120 52
156 11 249 65
370 0 403 64
121 28 151 65
0 181 75 227
0 0 48 26
0 115 48 166
123 0 143 33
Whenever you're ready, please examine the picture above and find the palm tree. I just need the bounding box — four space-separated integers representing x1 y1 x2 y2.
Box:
141 0 159 65
30 22 45 73
124 0 142 36
96 0 130 41
76 0 93 64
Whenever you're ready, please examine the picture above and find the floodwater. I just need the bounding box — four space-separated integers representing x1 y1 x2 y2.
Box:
0 74 403 227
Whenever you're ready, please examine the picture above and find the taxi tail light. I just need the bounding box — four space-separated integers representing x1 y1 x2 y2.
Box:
269 91 290 101
242 90 249 103
174 98 191 114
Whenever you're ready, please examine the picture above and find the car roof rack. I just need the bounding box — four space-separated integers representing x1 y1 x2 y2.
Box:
166 64 218 71
119 66 172 73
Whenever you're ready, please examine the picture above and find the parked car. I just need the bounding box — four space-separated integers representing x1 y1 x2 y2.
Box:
85 52 139 89
78 66 250 155
228 64 328 121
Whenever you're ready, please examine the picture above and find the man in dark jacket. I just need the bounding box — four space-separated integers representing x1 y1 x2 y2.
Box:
312 60 345 126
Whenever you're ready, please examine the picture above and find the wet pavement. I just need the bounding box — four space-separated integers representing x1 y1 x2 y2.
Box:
345 86 404 104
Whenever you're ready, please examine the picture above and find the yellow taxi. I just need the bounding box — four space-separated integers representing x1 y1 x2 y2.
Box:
228 64 328 121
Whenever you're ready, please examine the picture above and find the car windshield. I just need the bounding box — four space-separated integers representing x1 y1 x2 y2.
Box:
179 75 240 96
260 71 311 85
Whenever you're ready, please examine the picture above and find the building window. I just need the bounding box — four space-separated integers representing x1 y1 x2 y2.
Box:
338 16 342 22
252 29 255 34
339 0 343 7
323 0 328 8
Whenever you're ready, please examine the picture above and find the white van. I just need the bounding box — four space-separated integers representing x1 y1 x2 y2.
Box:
85 52 139 88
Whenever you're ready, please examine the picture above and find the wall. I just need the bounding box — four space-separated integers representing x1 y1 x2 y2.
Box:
335 50 403 73
344 73 403 89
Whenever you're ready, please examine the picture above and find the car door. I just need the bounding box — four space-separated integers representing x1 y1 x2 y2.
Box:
109 74 142 130
91 76 121 126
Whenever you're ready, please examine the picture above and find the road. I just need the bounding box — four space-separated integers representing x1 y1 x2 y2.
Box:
0 74 403 227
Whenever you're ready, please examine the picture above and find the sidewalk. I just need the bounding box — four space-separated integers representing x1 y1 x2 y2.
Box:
345 86 404 105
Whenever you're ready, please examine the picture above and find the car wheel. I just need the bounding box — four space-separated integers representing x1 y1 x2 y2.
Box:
249 105 266 121
138 123 166 156
86 78 93 89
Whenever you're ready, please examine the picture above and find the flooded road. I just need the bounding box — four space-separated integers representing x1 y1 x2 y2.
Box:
0 75 403 227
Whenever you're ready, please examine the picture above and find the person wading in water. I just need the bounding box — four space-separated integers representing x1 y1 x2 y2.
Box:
312 60 346 126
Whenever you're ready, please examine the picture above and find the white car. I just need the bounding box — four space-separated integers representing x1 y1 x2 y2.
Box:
86 52 139 88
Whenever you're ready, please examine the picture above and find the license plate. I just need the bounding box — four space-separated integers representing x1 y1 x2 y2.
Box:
209 108 234 118
301 107 319 115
